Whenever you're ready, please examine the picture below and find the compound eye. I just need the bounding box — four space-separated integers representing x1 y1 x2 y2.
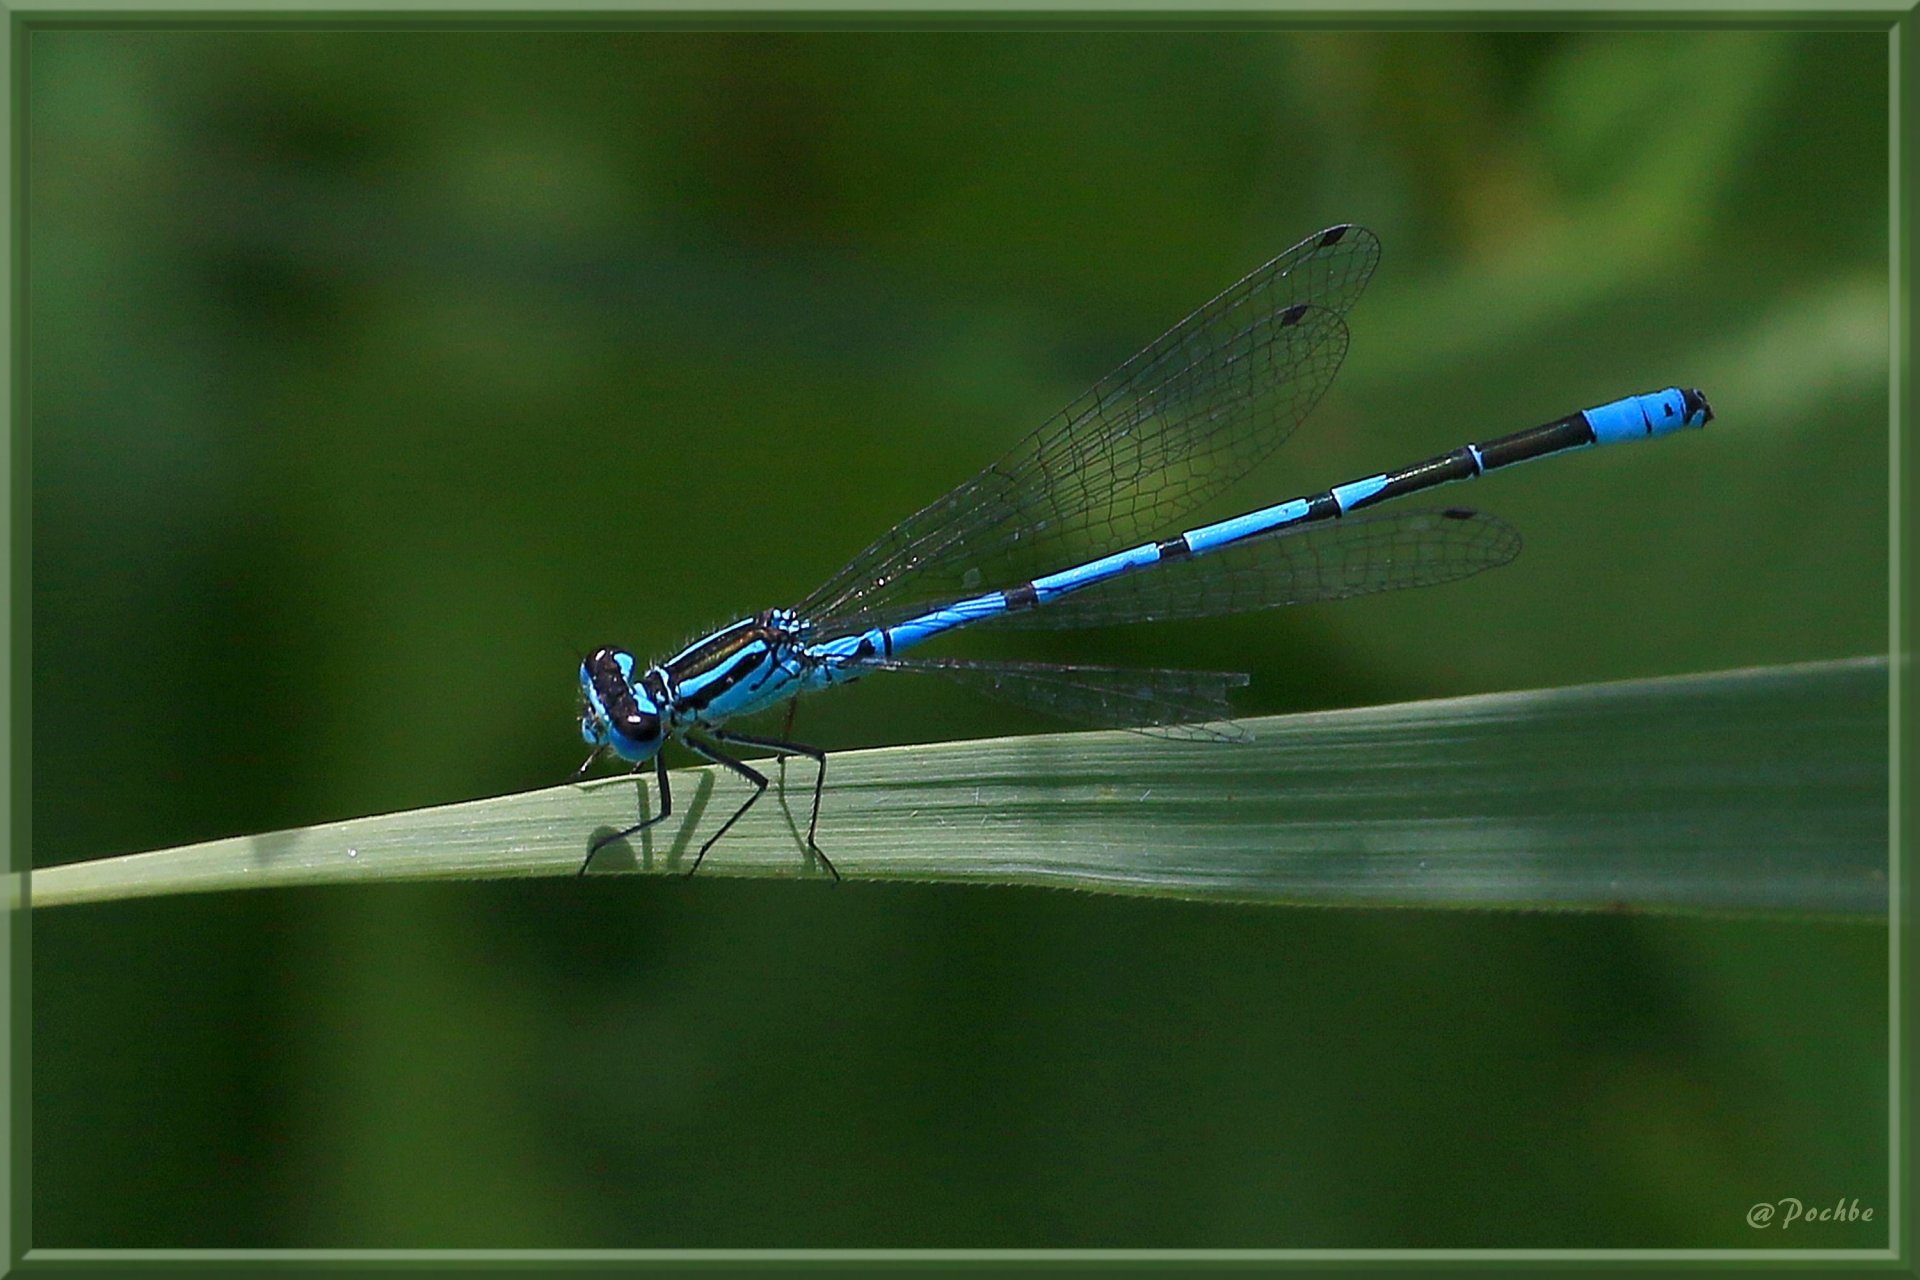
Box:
621 710 662 743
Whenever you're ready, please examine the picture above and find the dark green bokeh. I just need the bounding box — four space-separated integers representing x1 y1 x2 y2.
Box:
29 30 1887 1248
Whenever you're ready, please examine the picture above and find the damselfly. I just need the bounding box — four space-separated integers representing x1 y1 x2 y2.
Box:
573 225 1712 879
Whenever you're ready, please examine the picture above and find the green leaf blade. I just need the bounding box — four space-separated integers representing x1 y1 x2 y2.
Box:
29 657 1888 918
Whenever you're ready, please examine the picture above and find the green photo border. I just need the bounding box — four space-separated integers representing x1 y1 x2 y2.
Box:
4 7 1909 1268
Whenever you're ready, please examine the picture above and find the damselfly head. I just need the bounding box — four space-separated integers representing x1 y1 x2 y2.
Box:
579 646 666 761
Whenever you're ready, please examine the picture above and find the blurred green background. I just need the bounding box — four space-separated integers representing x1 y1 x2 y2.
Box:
29 30 1888 1248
